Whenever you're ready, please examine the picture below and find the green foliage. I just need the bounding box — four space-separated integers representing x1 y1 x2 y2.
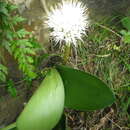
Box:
76 15 130 128
2 66 115 130
0 64 8 82
120 16 130 74
6 79 17 97
56 65 115 110
11 38 37 78
16 68 65 130
120 30 130 44
120 17 130 44
121 17 130 30
0 1 38 82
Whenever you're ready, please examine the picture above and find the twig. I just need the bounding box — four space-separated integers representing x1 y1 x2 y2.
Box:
91 108 114 130
106 117 123 130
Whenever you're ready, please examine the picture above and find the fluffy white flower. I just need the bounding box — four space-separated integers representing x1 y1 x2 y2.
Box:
45 0 89 46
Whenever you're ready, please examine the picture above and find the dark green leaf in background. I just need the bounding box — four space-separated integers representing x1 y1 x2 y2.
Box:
56 65 115 111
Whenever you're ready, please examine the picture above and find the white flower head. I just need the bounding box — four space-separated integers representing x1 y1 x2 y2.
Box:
45 0 89 46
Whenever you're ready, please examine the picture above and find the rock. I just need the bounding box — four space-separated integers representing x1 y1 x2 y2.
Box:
82 0 130 20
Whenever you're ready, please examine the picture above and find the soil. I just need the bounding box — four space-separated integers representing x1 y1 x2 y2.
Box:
0 84 27 127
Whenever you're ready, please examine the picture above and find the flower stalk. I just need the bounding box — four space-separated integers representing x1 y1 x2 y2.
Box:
63 44 71 64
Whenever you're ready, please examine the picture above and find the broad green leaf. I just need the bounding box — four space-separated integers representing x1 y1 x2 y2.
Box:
121 17 130 30
56 65 115 111
16 68 65 130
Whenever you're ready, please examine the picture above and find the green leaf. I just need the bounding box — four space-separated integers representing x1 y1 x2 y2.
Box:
2 40 12 54
121 17 130 30
0 64 8 74
6 30 13 40
12 16 26 25
8 4 18 11
6 80 17 97
0 71 6 82
0 1 39 81
0 6 9 16
26 70 37 79
120 30 127 35
26 56 34 63
120 30 130 44
16 29 30 38
24 47 36 55
123 34 130 43
20 40 33 48
16 68 65 130
56 65 115 111
0 64 7 82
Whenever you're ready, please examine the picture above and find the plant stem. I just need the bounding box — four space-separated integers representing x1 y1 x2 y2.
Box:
63 44 71 64
2 122 16 130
